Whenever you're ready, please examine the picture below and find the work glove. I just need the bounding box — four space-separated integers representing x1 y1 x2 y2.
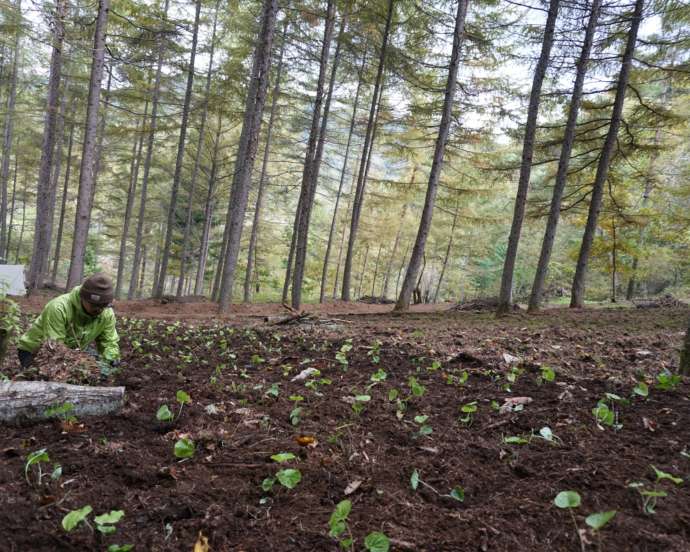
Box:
18 349 34 369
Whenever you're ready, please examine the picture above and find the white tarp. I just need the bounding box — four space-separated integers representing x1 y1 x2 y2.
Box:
0 265 25 295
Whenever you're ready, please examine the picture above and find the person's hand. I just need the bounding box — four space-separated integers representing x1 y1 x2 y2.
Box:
110 359 121 370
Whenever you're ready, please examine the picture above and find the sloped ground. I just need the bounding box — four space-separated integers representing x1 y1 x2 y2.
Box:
0 306 688 551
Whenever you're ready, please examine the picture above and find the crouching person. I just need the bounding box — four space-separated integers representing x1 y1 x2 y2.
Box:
17 273 120 371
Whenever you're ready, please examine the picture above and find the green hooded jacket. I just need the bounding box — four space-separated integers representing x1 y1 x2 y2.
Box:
18 286 120 361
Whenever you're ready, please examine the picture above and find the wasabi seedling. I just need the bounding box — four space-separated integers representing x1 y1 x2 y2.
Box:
655 370 681 391
62 505 93 532
336 339 353 369
173 437 195 459
410 468 464 502
262 453 302 494
156 390 191 423
367 340 382 365
351 394 371 416
364 532 390 552
24 448 50 485
413 414 433 437
408 376 425 398
537 365 556 385
328 499 354 549
459 401 477 425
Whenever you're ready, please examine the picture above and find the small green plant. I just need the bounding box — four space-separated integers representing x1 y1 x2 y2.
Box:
592 393 627 430
173 437 195 459
94 510 125 534
413 414 433 437
633 381 649 398
262 453 302 493
328 499 354 549
370 368 387 384
250 354 265 366
44 402 77 424
62 505 93 532
427 360 441 372
23 449 61 488
265 382 280 398
408 376 425 398
655 370 681 391
628 482 667 514
537 365 556 385
364 532 390 552
336 339 353 368
157 390 191 422
367 340 382 364
410 468 464 502
459 401 477 425
351 394 371 416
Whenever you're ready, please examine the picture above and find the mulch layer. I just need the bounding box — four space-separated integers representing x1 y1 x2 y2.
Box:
0 306 689 551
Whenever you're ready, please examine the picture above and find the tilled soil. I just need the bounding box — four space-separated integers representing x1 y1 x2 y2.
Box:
0 306 689 551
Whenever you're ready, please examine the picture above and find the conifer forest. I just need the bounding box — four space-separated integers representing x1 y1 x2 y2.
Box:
0 0 689 550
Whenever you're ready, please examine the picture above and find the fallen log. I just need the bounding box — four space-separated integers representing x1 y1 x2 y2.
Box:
0 381 125 424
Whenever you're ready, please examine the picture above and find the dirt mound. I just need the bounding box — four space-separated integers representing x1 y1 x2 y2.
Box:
634 294 688 309
357 295 394 304
30 340 101 384
451 297 522 312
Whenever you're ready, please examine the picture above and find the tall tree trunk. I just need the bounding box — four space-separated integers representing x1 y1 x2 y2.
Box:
42 87 70 277
319 50 366 303
342 0 394 301
371 243 382 296
610 216 617 303
433 200 460 303
115 99 149 298
51 114 76 284
395 0 468 312
6 154 18 256
496 0 560 315
680 317 690 376
151 229 163 296
195 114 223 296
0 0 21 263
178 0 220 298
570 0 644 308
129 0 169 299
332 191 353 299
14 178 25 263
395 243 410 298
137 243 147 297
244 19 288 303
66 0 110 288
156 0 201 297
356 243 370 299
528 0 601 312
290 1 339 309
217 0 278 312
382 198 411 299
27 0 66 289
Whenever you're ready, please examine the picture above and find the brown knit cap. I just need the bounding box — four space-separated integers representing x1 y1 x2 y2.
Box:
80 273 114 306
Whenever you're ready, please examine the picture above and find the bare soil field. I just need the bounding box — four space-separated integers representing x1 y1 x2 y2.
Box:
1 298 689 551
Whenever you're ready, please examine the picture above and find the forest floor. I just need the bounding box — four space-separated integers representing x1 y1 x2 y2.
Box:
1 297 689 551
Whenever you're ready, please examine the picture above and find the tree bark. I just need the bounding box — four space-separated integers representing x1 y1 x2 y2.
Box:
5 154 18 256
394 0 468 312
0 381 124 423
570 0 644 308
14 173 25 263
528 0 601 312
66 0 110 288
496 0 560 315
611 216 617 302
50 98 76 284
319 49 366 303
332 191 353 299
341 0 394 301
0 0 22 263
115 99 149 299
129 0 170 299
155 0 201 298
371 243 382 296
178 0 220 298
244 19 288 303
27 0 66 289
42 87 70 280
217 0 278 312
382 198 411 299
195 114 223 296
290 0 338 309
356 243 370 299
433 200 460 303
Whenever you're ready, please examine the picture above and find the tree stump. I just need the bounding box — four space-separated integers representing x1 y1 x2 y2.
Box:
0 381 125 424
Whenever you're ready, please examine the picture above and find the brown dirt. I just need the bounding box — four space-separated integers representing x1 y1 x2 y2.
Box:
0 303 689 551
